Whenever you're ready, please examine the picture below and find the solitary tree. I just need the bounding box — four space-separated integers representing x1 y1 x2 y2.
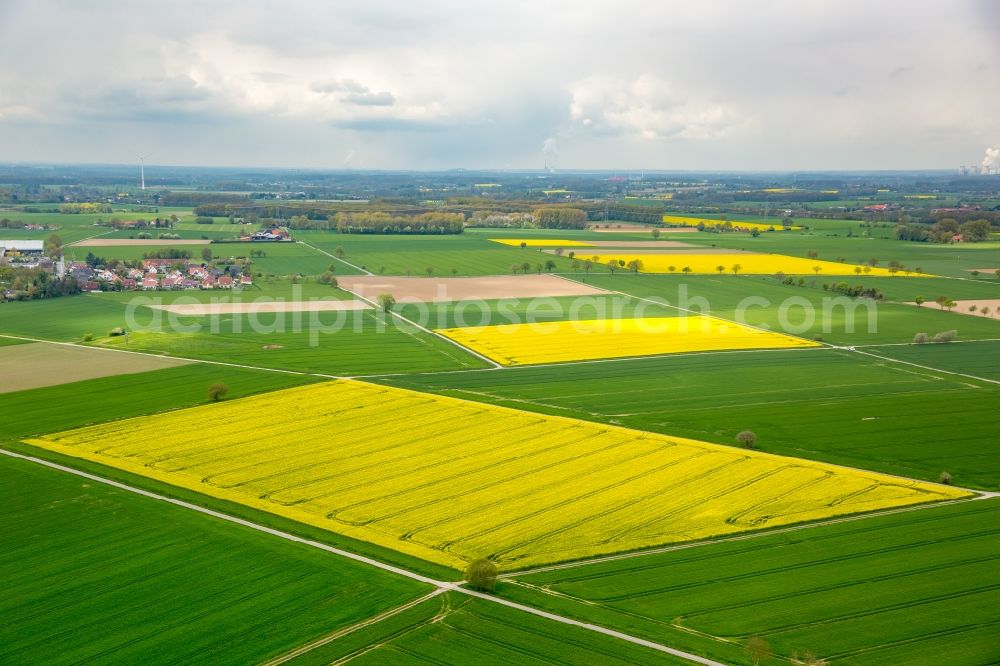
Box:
682 266 692 274
510 263 520 275
208 383 229 402
668 265 676 273
521 261 531 274
520 241 527 248
334 246 346 259
451 267 458 277
731 263 742 276
716 265 725 275
812 265 822 276
607 260 618 274
627 259 643 273
736 430 757 449
651 228 661 240
981 306 991 318
201 247 213 262
544 259 557 272
807 250 819 259
939 471 953 485
465 558 499 592
854 266 863 275
376 293 396 313
425 266 434 276
914 296 925 307
327 263 338 273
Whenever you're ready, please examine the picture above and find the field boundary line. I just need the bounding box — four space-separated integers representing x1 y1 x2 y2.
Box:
261 589 447 666
335 288 504 370
0 448 723 666
503 494 995 579
297 240 373 275
0 333 343 380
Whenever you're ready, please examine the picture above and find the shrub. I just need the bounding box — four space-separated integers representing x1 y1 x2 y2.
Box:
931 329 957 343
465 558 499 592
736 430 757 449
82 333 94 342
938 471 953 485
913 332 928 344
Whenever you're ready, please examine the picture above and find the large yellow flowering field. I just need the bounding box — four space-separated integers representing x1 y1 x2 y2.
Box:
582 252 919 276
662 214 802 231
26 381 966 570
435 315 819 365
491 238 595 247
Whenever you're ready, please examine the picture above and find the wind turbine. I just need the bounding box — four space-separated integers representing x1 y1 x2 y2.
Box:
137 154 153 191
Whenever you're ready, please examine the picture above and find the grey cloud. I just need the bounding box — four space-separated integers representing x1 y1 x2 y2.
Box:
0 0 997 169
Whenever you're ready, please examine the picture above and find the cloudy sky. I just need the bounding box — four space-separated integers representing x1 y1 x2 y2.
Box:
0 0 997 170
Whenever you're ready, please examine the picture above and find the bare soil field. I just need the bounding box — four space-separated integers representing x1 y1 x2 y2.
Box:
71 238 212 247
584 240 698 248
147 299 371 315
337 274 610 302
907 298 1000 319
0 341 190 393
588 224 698 233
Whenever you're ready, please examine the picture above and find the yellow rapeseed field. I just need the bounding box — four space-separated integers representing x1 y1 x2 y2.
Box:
491 238 595 247
582 252 921 276
662 214 802 232
26 381 967 570
435 315 820 365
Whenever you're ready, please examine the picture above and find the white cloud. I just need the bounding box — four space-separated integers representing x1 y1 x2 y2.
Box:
568 75 740 140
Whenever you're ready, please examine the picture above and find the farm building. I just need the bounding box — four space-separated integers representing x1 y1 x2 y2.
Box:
0 240 45 256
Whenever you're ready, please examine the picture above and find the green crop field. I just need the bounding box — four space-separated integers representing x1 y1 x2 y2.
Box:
0 454 429 665
380 349 1000 488
864 339 1000 380
301 231 581 276
505 498 1000 666
92 311 485 374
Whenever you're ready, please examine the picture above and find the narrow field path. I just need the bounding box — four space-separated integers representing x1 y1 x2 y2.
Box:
297 240 373 275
